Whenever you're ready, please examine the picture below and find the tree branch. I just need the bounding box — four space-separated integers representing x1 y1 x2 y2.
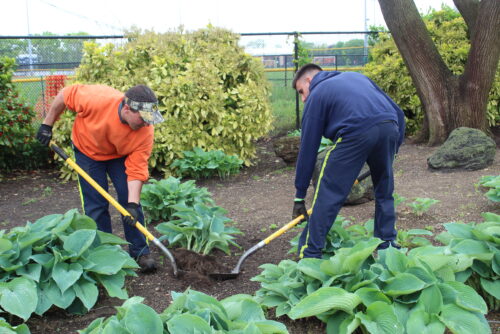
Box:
453 0 480 34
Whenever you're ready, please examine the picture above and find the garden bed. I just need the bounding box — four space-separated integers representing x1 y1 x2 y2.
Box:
0 137 499 333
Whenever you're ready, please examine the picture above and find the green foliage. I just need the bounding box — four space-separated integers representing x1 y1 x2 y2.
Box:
408 197 440 216
363 6 500 135
290 216 431 257
254 237 492 334
0 209 137 321
435 212 500 311
394 193 407 208
171 147 243 179
79 291 289 334
0 57 49 172
478 175 500 202
0 317 30 333
140 176 214 223
156 203 242 255
54 27 273 179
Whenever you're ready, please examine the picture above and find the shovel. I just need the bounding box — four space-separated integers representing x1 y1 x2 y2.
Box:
50 144 178 277
209 169 372 281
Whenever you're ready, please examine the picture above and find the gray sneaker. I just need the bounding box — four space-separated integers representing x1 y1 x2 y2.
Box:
136 253 157 273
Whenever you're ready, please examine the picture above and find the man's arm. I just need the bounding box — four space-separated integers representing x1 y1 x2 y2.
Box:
127 179 143 203
42 88 66 126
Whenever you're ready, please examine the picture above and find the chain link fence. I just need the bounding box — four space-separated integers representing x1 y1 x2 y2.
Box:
2 32 374 132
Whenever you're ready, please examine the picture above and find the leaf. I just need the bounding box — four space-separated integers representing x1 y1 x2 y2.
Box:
439 304 491 334
288 287 361 319
416 285 442 315
355 287 391 307
480 278 500 299
356 301 404 334
97 271 128 299
124 303 163 334
73 278 99 310
52 262 83 294
445 281 488 314
63 229 96 257
383 273 426 296
85 245 130 275
0 277 37 321
166 313 213 333
44 278 76 309
406 310 445 334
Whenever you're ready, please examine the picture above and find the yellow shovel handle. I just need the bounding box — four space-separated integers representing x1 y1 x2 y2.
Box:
52 145 156 242
262 208 312 245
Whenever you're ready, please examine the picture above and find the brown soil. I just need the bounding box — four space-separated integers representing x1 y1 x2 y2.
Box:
0 137 499 334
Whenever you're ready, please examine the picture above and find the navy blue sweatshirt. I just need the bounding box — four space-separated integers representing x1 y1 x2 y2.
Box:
295 71 405 199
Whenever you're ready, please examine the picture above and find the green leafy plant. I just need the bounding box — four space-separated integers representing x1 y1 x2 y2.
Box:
394 192 407 208
54 27 273 180
0 209 138 322
254 238 492 334
478 175 500 202
79 290 289 334
155 203 242 255
0 56 50 172
408 197 440 216
140 177 214 223
171 147 243 179
435 212 500 311
397 228 433 248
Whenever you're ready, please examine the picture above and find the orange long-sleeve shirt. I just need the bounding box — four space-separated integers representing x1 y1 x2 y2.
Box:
64 84 154 182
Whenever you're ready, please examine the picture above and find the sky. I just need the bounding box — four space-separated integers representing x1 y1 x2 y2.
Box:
2 0 456 53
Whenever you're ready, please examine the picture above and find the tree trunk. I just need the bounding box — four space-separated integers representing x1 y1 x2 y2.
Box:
377 0 500 145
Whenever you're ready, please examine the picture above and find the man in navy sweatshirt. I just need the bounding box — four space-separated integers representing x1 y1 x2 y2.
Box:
291 63 405 259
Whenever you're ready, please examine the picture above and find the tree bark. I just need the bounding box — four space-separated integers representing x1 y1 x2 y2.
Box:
378 0 500 145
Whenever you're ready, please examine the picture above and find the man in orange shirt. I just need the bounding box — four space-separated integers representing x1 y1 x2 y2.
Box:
36 84 164 273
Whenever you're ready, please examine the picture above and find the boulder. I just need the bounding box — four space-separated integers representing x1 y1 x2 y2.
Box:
312 147 374 205
427 127 496 171
273 136 300 164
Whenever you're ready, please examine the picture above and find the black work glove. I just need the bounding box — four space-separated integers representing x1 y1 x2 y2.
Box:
292 199 309 222
123 202 140 227
36 124 53 146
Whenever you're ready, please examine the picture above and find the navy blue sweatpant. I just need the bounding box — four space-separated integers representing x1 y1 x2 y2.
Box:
298 121 399 259
73 145 150 258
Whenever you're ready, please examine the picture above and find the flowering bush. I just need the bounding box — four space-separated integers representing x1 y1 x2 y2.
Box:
0 57 49 171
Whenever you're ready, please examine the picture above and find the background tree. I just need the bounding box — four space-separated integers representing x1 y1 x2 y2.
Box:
378 0 500 145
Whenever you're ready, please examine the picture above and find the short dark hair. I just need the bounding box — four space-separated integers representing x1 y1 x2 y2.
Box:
125 84 157 103
292 63 323 89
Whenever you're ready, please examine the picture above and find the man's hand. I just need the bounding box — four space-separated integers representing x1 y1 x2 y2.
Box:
36 124 53 146
292 198 309 222
123 202 140 226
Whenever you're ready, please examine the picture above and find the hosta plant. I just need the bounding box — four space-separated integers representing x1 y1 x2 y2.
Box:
78 290 289 334
0 209 138 322
289 216 431 257
478 175 500 202
171 147 244 179
155 203 242 255
254 238 492 334
435 212 500 311
140 176 214 223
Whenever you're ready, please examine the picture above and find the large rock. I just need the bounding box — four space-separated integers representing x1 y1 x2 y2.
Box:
273 136 300 164
312 148 374 205
427 127 496 171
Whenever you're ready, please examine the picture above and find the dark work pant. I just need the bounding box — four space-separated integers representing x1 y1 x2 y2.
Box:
73 145 150 258
298 121 399 259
